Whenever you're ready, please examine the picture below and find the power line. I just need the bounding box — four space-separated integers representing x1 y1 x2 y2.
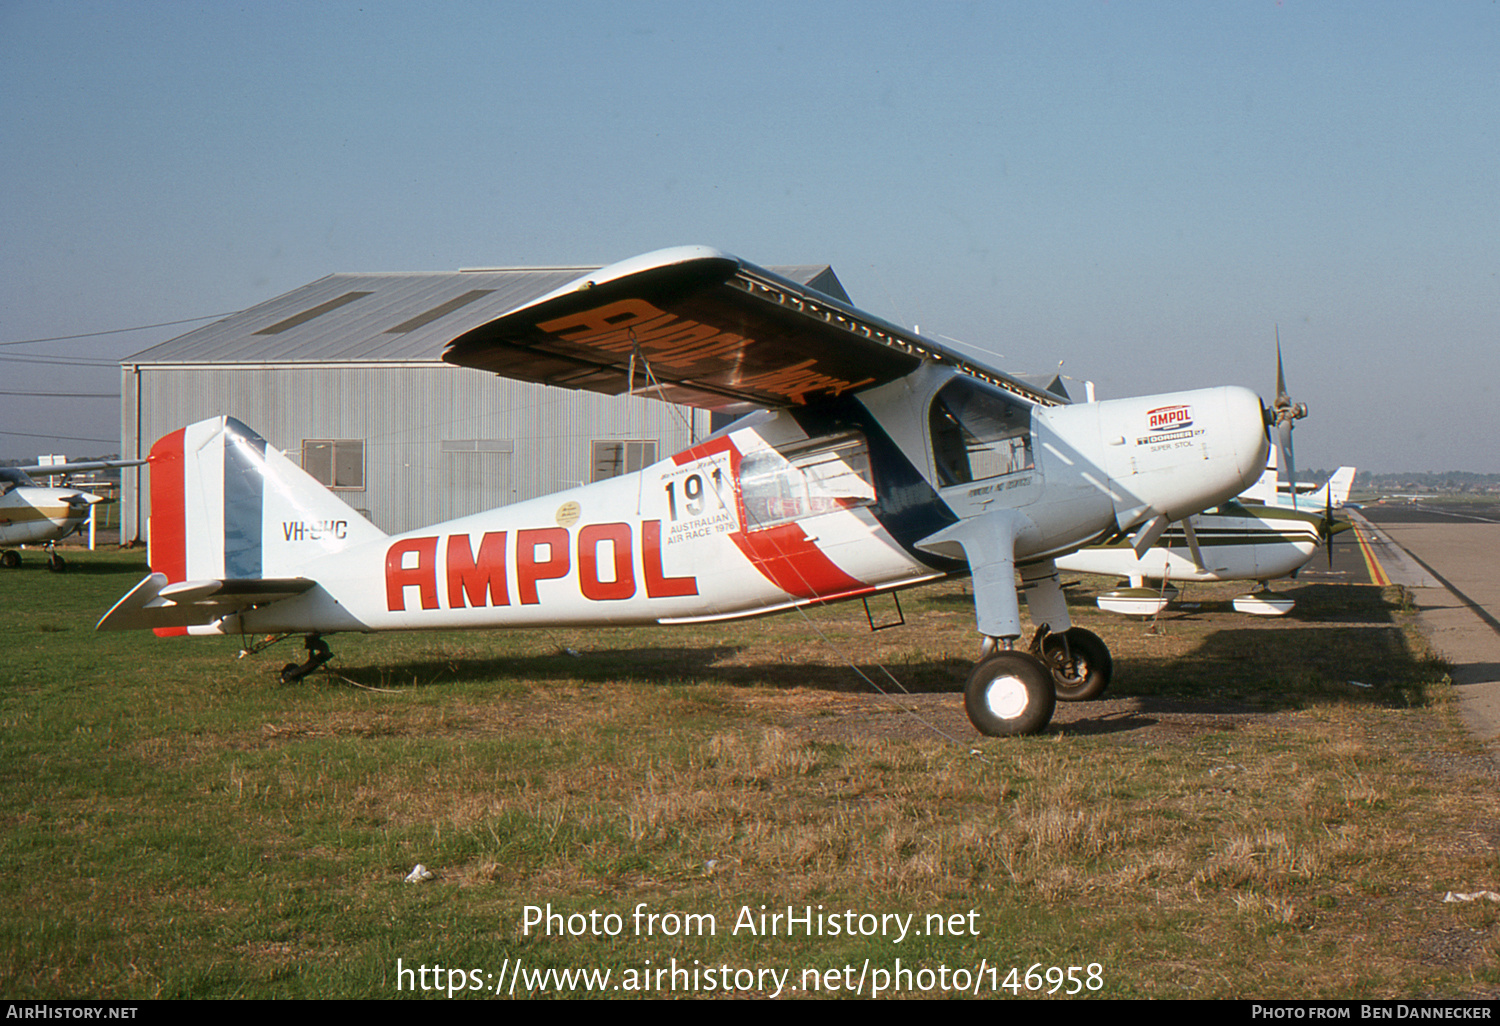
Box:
0 353 119 367
0 429 118 444
0 312 240 347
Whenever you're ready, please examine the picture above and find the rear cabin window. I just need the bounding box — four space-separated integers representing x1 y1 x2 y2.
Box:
740 432 876 531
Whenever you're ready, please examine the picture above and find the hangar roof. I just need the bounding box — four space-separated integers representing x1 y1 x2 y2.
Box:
125 264 850 366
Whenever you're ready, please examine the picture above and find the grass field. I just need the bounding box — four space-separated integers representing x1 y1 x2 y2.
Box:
2 547 1497 1000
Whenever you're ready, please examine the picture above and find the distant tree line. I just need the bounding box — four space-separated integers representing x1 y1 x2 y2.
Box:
1301 469 1500 495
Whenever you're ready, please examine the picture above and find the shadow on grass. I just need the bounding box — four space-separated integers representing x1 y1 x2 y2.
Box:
282 575 1442 723
4 551 149 578
325 645 977 695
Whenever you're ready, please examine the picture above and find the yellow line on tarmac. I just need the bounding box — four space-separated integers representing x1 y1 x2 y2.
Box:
1353 520 1391 587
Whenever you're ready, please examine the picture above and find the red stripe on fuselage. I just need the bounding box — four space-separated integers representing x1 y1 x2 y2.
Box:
676 431 868 601
149 428 188 637
730 523 864 600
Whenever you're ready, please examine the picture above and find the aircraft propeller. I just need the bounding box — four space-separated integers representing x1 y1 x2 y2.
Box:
1268 328 1309 509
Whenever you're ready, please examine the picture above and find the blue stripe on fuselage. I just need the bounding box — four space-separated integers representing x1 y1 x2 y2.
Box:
790 395 963 572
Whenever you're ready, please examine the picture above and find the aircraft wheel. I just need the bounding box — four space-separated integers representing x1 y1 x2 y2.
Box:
0 551 19 569
1041 627 1112 702
964 652 1055 737
279 636 333 684
47 553 67 573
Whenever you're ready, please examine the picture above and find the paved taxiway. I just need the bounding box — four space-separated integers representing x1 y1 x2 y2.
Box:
1350 503 1500 761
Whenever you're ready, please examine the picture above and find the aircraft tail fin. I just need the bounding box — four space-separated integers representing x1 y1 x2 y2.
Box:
1324 466 1356 507
1298 466 1358 510
148 417 386 585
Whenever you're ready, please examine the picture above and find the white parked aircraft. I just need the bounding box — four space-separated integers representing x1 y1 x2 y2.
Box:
1057 447 1355 616
1 461 139 570
98 246 1271 736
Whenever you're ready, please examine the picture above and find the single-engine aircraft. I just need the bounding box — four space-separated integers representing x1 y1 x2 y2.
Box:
1 460 140 570
98 246 1273 736
1056 445 1354 616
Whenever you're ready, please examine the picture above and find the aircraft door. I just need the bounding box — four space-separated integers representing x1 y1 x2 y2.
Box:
927 377 1040 512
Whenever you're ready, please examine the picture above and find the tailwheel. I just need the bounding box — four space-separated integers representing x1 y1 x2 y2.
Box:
964 651 1056 737
279 635 333 684
1039 626 1113 702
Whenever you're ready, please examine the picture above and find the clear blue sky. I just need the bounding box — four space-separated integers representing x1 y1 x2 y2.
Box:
3 1 1496 474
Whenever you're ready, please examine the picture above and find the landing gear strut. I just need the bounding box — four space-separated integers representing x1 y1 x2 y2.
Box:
279 635 333 683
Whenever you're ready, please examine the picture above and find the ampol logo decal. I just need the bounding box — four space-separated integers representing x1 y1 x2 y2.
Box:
1147 405 1194 431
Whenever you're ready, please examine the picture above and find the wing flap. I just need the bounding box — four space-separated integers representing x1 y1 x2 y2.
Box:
97 573 317 632
442 245 1061 411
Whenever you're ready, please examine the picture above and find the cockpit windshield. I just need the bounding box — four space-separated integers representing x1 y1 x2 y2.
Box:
0 467 39 495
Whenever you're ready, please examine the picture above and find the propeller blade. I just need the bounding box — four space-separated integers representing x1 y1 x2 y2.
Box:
1325 489 1336 568
1269 329 1308 510
1278 418 1298 510
1275 327 1289 406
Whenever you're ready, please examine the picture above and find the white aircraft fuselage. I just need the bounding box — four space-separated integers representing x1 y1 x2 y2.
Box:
105 368 1267 641
98 245 1273 736
0 467 106 567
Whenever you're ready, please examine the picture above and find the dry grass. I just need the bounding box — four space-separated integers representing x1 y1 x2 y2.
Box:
1 551 1497 998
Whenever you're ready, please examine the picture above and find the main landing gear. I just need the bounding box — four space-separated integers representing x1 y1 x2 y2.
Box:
963 626 1114 737
279 635 333 684
0 546 67 571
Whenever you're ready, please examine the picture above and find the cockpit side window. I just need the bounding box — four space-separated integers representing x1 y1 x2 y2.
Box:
740 432 876 531
929 378 1034 487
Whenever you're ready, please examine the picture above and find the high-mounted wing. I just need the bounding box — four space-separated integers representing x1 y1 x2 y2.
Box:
15 459 146 476
442 246 1062 411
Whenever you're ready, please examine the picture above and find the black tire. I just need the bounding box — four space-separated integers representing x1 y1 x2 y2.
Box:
0 551 20 569
964 652 1056 736
1041 627 1113 702
47 553 67 573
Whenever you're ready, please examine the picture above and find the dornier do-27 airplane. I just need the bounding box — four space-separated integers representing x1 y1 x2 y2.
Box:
2 460 141 570
98 246 1272 736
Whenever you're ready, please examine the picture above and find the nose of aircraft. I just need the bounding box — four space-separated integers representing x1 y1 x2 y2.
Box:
1045 385 1270 531
1126 384 1268 525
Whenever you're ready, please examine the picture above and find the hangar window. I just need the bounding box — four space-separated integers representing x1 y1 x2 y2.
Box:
740 432 875 531
592 439 658 481
929 378 1033 487
302 439 365 491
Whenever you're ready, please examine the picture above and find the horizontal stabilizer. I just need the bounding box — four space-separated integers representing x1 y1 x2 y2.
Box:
97 572 316 633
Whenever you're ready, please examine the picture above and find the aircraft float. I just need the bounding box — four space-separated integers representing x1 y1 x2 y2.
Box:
99 246 1273 736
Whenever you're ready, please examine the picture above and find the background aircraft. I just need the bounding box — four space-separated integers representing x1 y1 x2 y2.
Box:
1057 395 1354 616
1 460 141 570
98 246 1272 736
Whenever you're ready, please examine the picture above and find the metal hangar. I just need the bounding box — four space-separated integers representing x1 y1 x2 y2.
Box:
118 261 850 541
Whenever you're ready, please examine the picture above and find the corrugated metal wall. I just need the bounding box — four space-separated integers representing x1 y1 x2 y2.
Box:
120 362 708 541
